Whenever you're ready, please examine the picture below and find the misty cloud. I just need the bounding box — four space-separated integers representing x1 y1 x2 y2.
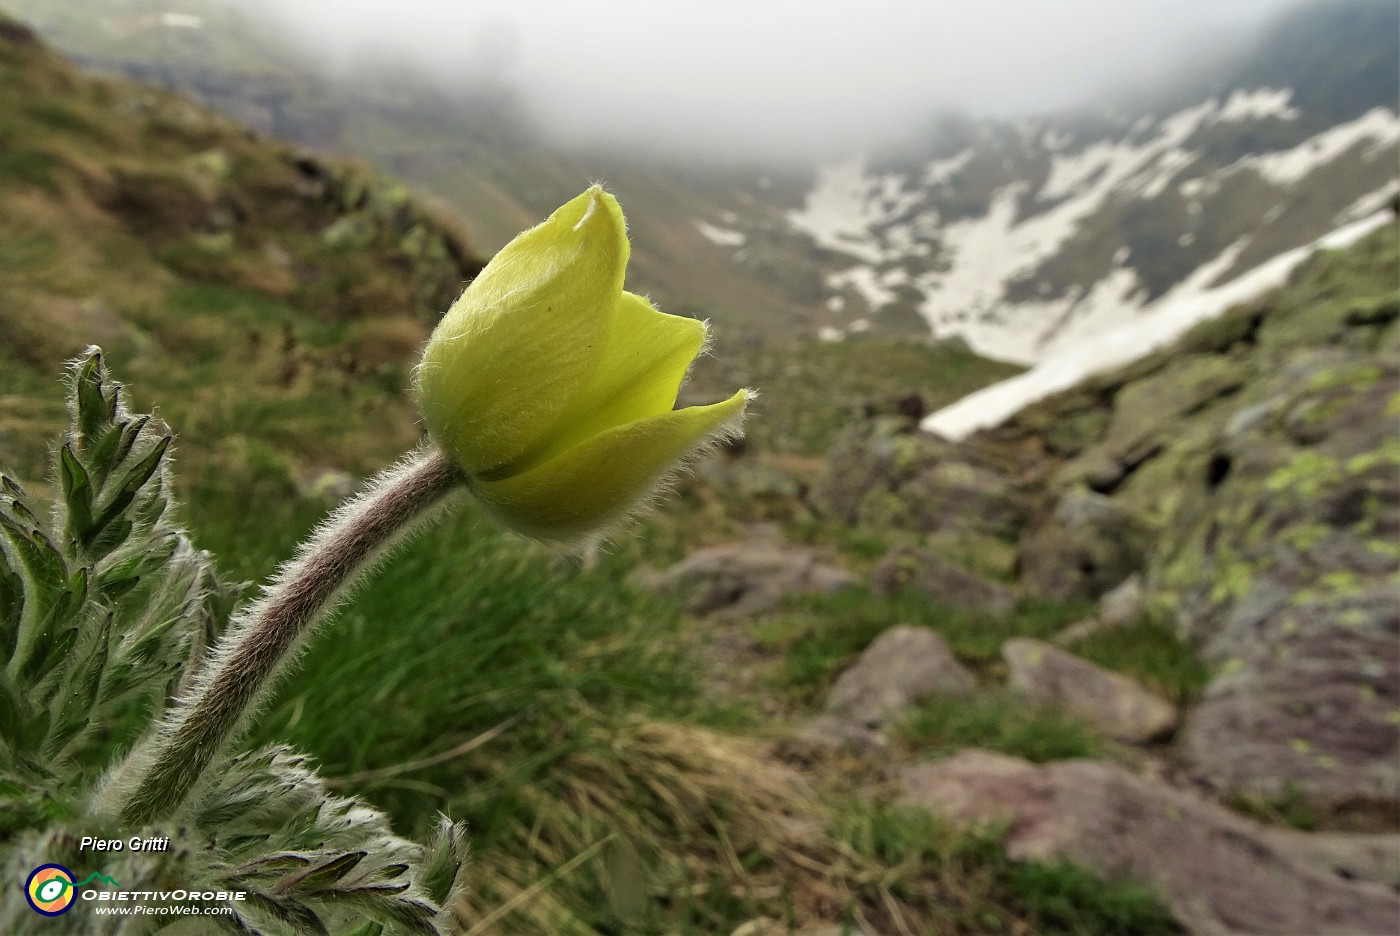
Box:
248 0 1302 161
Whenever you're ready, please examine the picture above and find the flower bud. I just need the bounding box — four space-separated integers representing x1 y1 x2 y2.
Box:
417 186 749 541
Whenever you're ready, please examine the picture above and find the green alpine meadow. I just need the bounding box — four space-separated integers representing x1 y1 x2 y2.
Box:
1 2 1396 933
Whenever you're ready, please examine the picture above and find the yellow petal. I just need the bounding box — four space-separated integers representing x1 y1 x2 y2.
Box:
496 292 707 477
474 389 749 541
417 186 628 476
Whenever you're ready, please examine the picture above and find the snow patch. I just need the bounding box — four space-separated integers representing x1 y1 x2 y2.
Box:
924 149 973 188
922 211 1393 440
787 158 889 264
1334 181 1399 225
694 221 746 247
1217 88 1299 122
1234 108 1400 186
998 266 1147 363
916 100 1219 362
787 158 933 265
826 265 908 311
1136 148 1198 199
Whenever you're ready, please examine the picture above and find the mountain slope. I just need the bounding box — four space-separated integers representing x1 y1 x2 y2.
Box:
0 13 481 511
767 0 1398 360
4 0 829 344
9 0 1396 365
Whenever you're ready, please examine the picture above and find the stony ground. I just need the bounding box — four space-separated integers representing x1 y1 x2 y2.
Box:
633 225 1400 935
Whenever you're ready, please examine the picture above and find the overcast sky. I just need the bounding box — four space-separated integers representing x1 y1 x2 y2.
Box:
246 0 1303 160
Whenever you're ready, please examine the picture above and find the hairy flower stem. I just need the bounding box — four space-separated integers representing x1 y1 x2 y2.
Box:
108 447 465 826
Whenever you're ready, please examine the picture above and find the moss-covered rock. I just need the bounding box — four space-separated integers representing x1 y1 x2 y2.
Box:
816 416 1030 541
1018 488 1155 601
959 226 1400 819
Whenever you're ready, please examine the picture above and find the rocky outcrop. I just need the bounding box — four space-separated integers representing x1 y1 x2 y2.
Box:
632 542 857 616
971 228 1400 817
824 626 976 728
1002 639 1178 744
1017 488 1154 601
869 544 1016 618
1159 352 1400 811
901 751 1400 935
817 418 1029 541
1261 828 1400 890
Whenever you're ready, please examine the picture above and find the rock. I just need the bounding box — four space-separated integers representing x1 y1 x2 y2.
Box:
775 716 890 764
816 420 1029 541
631 542 856 616
1098 573 1145 628
1055 573 1146 644
1177 586 1400 812
1096 355 1246 471
1155 355 1400 814
1052 617 1101 646
900 460 1030 541
1002 639 1177 744
869 545 1016 619
692 453 807 518
1017 488 1153 601
1043 407 1110 457
1261 828 1400 890
901 751 1400 936
321 212 378 249
825 626 976 728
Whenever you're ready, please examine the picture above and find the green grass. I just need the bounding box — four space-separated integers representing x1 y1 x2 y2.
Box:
229 497 811 932
1224 785 1322 832
899 693 1102 763
1069 618 1211 705
830 800 1180 935
0 147 61 192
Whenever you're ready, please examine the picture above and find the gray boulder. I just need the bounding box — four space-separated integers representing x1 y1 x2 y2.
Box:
1177 584 1400 811
1261 828 1400 890
825 626 976 728
869 544 1016 618
1003 638 1178 744
1056 573 1146 644
901 751 1400 935
1156 357 1400 814
1017 488 1153 601
632 542 857 616
816 419 1029 541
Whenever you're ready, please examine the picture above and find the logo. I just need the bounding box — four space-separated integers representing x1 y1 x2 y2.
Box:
24 865 120 916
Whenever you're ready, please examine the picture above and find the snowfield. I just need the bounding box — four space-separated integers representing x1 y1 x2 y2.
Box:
784 91 1399 354
921 210 1395 440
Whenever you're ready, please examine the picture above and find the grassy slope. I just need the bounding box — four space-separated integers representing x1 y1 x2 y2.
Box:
0 13 479 501
0 15 1181 935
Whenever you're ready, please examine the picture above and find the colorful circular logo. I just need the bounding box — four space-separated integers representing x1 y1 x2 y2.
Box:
25 864 76 916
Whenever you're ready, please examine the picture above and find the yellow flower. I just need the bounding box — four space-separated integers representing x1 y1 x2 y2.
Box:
416 185 749 541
